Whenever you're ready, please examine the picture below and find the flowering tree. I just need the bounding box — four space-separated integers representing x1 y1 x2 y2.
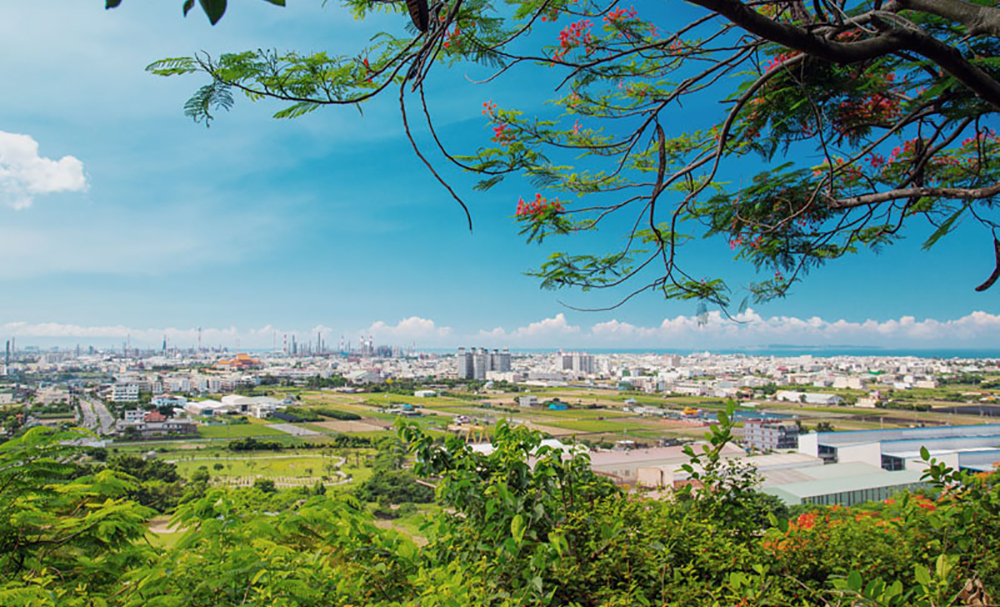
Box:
130 0 1000 308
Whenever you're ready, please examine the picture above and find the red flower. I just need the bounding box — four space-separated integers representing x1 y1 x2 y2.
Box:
516 193 564 218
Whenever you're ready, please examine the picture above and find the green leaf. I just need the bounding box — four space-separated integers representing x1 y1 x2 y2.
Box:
922 202 971 251
260 0 286 5
183 0 195 16
550 533 566 557
199 0 227 25
914 564 931 586
847 570 863 592
250 569 267 585
105 0 123 8
935 553 955 580
920 446 930 461
511 514 525 544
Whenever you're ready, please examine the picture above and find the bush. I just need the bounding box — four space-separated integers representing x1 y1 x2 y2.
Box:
253 478 276 493
190 469 210 483
270 410 321 423
331 435 373 448
228 437 283 451
308 407 362 421
356 468 435 504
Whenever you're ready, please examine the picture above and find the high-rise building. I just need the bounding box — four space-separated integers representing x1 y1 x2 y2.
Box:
493 349 512 372
457 347 511 378
472 349 490 380
456 347 475 379
560 351 595 375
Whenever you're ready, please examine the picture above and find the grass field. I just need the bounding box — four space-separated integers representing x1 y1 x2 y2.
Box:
521 408 638 420
174 454 341 478
197 423 288 439
543 419 652 433
119 433 309 452
146 516 185 550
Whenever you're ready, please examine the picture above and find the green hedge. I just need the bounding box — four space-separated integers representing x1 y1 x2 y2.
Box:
308 407 362 421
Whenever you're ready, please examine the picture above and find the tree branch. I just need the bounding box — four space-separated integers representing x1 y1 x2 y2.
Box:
685 0 1000 109
827 181 1000 208
897 0 1000 37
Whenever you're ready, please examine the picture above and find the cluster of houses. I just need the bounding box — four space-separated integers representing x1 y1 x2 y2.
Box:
116 409 197 438
100 372 261 403
112 394 292 439
181 394 288 418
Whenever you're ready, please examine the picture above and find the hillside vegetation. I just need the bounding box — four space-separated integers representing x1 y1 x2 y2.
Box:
1 409 997 606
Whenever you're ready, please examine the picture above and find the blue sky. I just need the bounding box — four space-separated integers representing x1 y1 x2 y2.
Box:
1 0 998 350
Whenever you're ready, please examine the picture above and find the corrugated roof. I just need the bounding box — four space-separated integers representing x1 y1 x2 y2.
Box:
590 443 744 467
796 461 881 480
763 467 925 499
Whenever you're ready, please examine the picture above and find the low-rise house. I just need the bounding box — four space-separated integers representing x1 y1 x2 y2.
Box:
151 394 187 408
184 399 226 417
775 390 844 405
743 419 799 452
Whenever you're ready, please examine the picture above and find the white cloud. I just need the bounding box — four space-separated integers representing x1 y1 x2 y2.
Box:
0 132 87 209
367 317 452 343
586 309 1000 348
7 311 1000 350
477 310 1000 349
0 323 320 350
477 313 581 346
512 313 580 338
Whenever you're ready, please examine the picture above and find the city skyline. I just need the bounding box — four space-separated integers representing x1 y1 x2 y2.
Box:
5 308 1000 350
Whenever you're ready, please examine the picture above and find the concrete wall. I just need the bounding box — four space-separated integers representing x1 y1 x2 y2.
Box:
836 442 882 467
798 432 819 457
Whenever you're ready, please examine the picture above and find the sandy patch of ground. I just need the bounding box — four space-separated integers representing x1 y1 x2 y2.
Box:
147 516 184 534
516 421 578 437
374 519 428 546
268 423 322 436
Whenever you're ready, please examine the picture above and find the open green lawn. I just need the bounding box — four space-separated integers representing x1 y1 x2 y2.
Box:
522 408 637 420
664 396 729 406
174 452 348 479
543 419 652 433
197 423 288 439
145 516 185 550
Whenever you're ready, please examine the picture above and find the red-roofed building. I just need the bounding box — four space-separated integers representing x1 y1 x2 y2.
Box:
143 411 167 423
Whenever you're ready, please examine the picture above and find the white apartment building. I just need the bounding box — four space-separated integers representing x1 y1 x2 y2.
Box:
110 384 139 403
743 419 800 452
456 347 511 380
122 409 147 424
559 352 595 375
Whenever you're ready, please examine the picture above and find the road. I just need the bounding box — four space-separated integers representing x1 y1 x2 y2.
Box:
80 397 115 436
78 399 97 429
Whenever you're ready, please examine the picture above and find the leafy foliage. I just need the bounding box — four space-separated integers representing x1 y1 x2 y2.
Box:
356 467 435 504
0 428 155 604
2 410 1000 605
105 454 185 512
